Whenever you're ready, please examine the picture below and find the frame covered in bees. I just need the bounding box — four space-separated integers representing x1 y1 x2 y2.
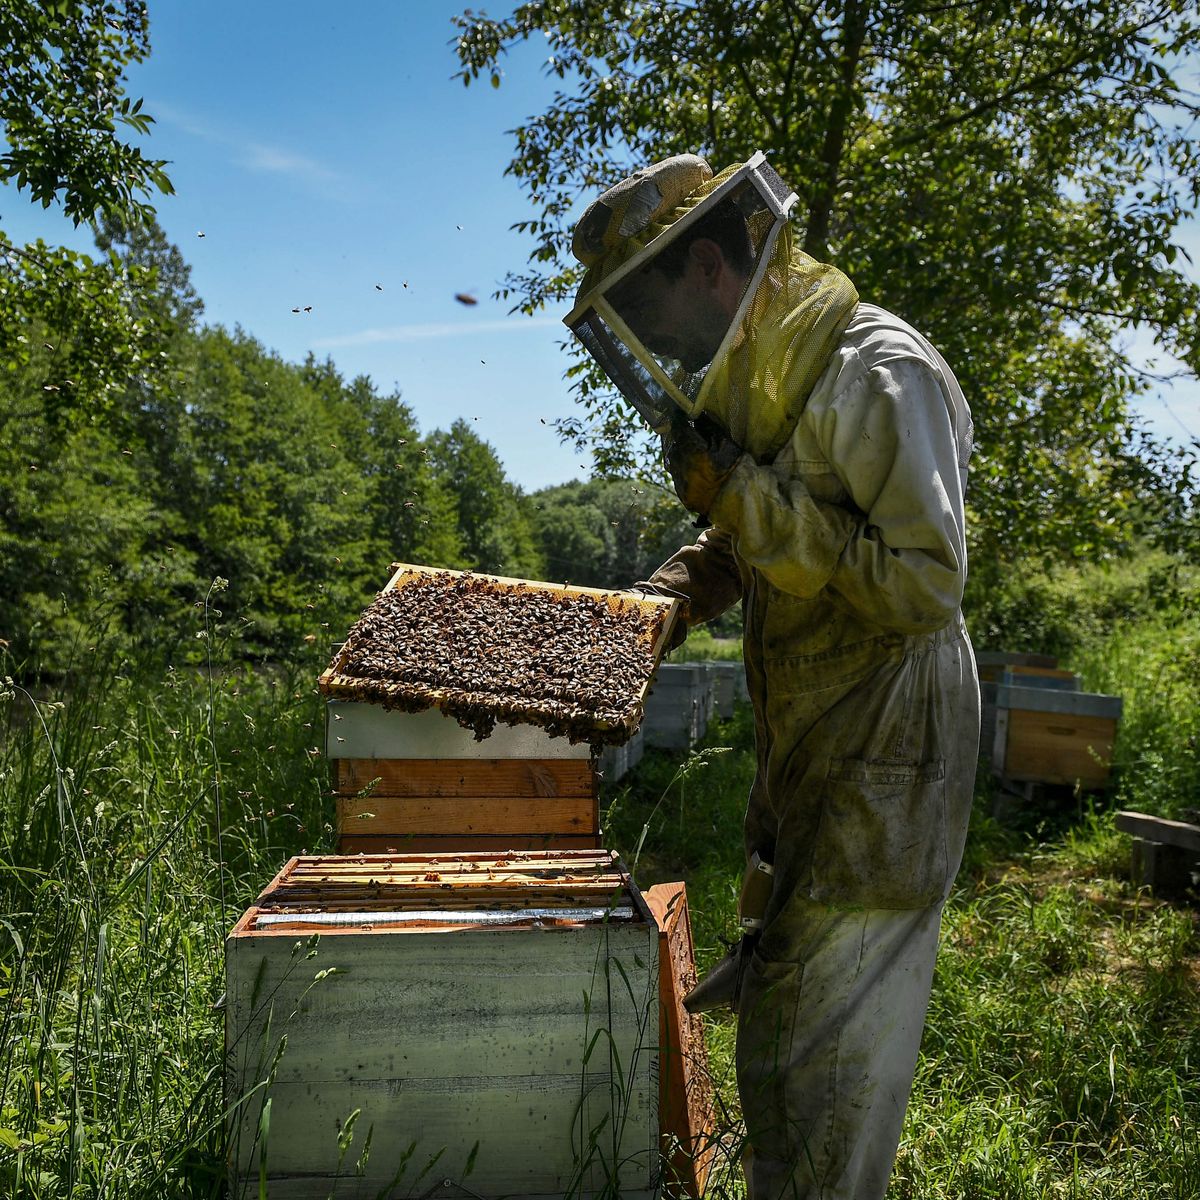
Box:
319 563 680 746
225 850 661 1200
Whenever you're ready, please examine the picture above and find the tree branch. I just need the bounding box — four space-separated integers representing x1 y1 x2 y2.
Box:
804 0 868 258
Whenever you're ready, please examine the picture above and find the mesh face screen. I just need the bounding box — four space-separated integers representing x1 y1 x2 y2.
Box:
570 310 675 432
598 176 782 418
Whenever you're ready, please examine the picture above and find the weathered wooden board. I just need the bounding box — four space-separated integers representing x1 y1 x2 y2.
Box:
644 884 716 1199
1115 810 1200 853
978 664 1078 686
337 794 596 836
226 853 660 1199
338 832 601 855
329 836 607 858
333 757 597 798
975 650 1059 670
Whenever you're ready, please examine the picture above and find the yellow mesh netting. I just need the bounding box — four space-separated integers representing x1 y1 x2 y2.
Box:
577 158 860 463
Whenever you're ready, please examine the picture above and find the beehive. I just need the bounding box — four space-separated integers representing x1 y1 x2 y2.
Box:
321 564 678 852
643 664 713 751
327 703 600 853
987 682 1122 789
226 851 661 1199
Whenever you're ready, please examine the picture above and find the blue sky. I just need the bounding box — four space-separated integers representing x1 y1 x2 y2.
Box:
1 2 1196 488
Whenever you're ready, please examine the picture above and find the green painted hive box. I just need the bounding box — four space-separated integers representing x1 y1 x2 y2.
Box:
225 850 661 1199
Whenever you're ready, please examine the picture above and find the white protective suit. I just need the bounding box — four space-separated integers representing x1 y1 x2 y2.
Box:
647 302 980 1199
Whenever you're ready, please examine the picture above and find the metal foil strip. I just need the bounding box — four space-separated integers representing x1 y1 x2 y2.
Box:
253 906 636 928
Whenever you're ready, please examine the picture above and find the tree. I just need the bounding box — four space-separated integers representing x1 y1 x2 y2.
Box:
427 419 545 576
453 0 1200 565
0 1 173 425
299 358 465 573
527 476 698 586
0 1 171 224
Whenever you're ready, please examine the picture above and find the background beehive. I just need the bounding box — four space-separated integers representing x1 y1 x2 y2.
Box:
225 851 661 1199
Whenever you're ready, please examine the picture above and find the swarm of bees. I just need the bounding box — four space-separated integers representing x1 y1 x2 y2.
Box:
325 572 670 745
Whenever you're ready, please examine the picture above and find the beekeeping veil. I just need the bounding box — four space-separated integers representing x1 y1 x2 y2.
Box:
565 151 859 462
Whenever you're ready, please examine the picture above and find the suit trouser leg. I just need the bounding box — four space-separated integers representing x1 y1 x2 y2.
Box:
736 899 944 1200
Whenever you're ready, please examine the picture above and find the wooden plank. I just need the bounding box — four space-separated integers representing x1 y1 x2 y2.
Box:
259 880 627 902
645 884 716 1199
333 757 597 798
993 685 1122 719
1115 811 1200 853
1003 709 1117 787
975 650 1059 669
284 859 617 879
337 832 602 855
337 794 597 837
286 850 617 870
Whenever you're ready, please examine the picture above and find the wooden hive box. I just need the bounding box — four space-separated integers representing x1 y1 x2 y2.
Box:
321 564 679 853
989 683 1123 789
644 884 717 1199
328 703 600 854
226 850 661 1199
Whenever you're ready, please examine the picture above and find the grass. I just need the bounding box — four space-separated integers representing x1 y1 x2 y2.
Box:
0 624 334 1198
1 554 1199 1198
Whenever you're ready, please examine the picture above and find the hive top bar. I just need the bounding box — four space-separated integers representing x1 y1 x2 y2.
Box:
229 849 651 935
319 562 680 746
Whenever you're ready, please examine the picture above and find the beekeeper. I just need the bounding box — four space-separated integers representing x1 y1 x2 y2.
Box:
565 152 980 1200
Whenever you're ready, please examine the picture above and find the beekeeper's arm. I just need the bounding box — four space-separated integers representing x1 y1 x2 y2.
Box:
706 355 967 634
640 525 743 630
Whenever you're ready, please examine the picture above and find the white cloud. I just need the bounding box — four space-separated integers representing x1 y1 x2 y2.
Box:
151 100 344 189
314 316 564 348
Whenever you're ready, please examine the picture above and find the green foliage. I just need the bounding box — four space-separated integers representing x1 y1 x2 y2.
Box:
0 619 332 1198
453 0 1200 563
0 3 174 427
427 418 544 576
0 240 172 422
966 548 1200 819
526 476 697 586
0 1 171 226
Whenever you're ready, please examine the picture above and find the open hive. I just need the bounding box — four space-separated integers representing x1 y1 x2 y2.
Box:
225 850 661 1199
319 563 680 747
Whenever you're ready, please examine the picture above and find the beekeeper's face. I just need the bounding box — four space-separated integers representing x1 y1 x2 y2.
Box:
608 237 739 375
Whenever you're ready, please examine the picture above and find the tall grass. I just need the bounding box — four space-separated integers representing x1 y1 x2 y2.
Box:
0 610 333 1198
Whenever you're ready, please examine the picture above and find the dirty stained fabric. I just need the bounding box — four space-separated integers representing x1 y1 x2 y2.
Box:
648 302 980 1199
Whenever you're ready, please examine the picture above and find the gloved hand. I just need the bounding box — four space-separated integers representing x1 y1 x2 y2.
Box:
664 413 744 518
630 579 690 650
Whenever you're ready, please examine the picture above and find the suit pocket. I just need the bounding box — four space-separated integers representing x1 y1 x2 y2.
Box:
808 757 949 909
